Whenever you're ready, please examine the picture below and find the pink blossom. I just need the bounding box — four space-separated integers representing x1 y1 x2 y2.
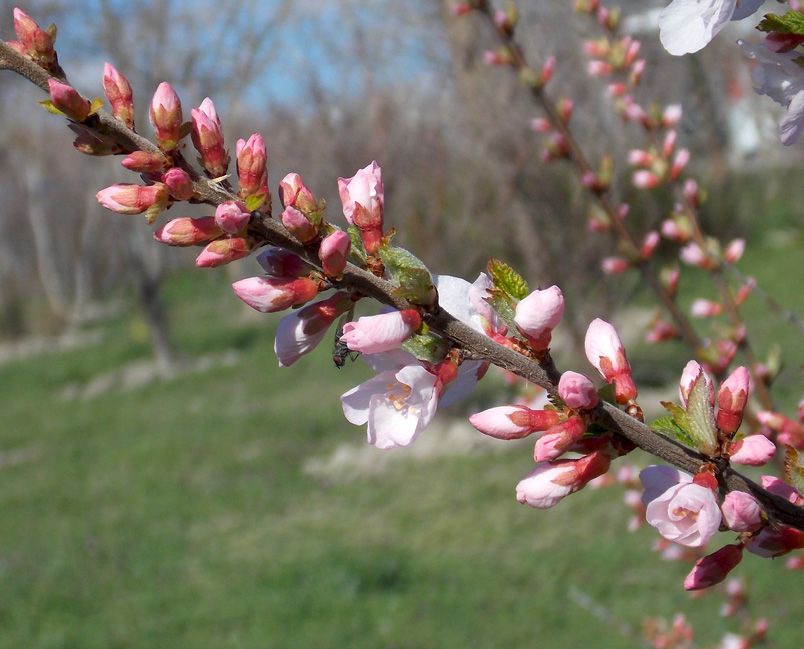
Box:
684 544 744 591
516 451 612 509
153 217 222 246
640 465 721 547
717 366 750 435
47 78 91 122
215 201 251 234
191 97 228 177
103 63 135 129
149 82 183 150
341 351 439 449
558 371 598 410
721 491 762 532
338 161 384 254
232 277 319 313
318 230 351 278
274 291 353 367
584 318 637 404
340 309 422 355
195 237 251 268
533 416 587 461
469 405 560 440
513 285 564 350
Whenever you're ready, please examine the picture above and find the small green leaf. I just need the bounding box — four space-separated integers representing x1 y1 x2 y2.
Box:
39 99 64 115
402 331 448 364
379 245 435 306
684 374 718 455
784 446 804 496
484 289 518 335
758 11 804 35
244 194 264 213
89 97 105 115
650 415 695 447
487 258 529 300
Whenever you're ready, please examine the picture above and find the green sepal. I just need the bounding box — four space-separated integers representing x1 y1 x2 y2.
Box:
88 97 105 116
650 414 695 447
244 194 265 213
784 446 804 496
347 224 368 265
487 258 529 300
757 11 804 35
39 99 64 115
378 245 435 306
683 374 718 455
401 330 448 364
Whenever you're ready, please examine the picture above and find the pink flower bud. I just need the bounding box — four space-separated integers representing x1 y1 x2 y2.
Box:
729 435 775 466
47 79 91 122
623 38 641 67
513 285 564 350
761 475 804 505
721 491 762 532
662 130 678 158
766 31 804 52
279 172 319 216
627 149 654 167
319 230 351 278
607 82 627 97
232 276 319 313
680 242 712 269
584 318 637 404
641 230 660 260
149 82 183 150
121 151 168 173
96 183 167 215
630 59 646 85
102 62 134 129
679 360 713 408
558 98 574 124
662 104 683 127
690 299 723 318
215 201 251 234
632 170 661 189
516 451 611 509
195 237 251 268
280 206 318 243
661 266 680 296
534 416 588 461
669 149 690 180
256 248 313 279
450 2 473 17
236 134 270 210
340 309 422 355
661 218 690 243
469 405 561 440
717 366 750 435
747 525 804 558
684 544 744 591
68 124 121 156
724 239 745 264
586 60 612 77
530 118 552 133
559 371 599 410
161 168 194 201
191 97 229 177
338 161 384 254
540 56 556 84
153 217 222 246
13 8 56 68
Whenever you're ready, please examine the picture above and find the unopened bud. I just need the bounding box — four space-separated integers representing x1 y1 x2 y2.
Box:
161 168 194 201
191 97 229 177
232 276 319 313
153 217 223 246
96 183 168 215
215 201 251 234
47 79 91 122
149 82 183 150
236 134 270 211
318 230 351 278
13 8 57 69
195 237 251 267
102 62 135 129
122 150 168 173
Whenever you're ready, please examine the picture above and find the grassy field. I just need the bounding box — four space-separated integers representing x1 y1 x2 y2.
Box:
1 253 804 648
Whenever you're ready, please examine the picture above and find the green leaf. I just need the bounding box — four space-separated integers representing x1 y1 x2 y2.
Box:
484 289 518 336
784 446 804 496
244 194 264 213
487 258 529 300
757 11 804 35
39 99 64 116
650 415 694 447
402 331 449 364
379 245 435 306
684 374 718 455
89 97 105 115
346 224 368 265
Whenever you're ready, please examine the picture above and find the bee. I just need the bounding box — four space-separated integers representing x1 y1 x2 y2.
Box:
333 312 360 368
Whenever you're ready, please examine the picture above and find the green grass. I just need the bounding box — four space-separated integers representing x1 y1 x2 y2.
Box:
1 260 803 648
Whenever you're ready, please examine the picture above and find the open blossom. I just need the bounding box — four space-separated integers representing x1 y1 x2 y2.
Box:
340 309 422 355
659 0 763 56
640 465 721 547
584 318 637 403
514 285 564 350
516 451 612 509
338 161 384 254
341 350 439 450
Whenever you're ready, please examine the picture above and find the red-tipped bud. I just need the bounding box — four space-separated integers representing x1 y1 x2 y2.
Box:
514 285 565 351
232 276 319 313
724 239 745 264
13 8 57 68
641 230 660 260
516 450 611 509
679 361 714 408
585 318 637 404
102 62 135 129
47 79 91 122
236 134 269 211
684 544 744 591
558 371 598 410
153 217 223 246
469 405 560 440
191 98 229 177
534 416 588 461
278 172 319 216
601 257 629 275
721 491 762 532
280 206 318 243
149 82 183 150
729 435 775 466
319 230 351 278
669 149 690 180
662 129 678 158
627 149 654 167
690 299 723 318
121 151 168 173
632 170 661 189
587 60 612 77
340 309 422 355
540 56 556 85
195 237 251 267
96 183 168 215
215 201 251 234
161 168 194 201
716 366 750 435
